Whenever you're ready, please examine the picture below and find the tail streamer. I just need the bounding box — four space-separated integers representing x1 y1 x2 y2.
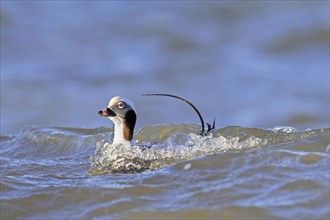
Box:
142 93 215 135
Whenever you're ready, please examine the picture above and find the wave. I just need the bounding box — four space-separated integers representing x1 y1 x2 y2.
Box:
1 125 328 175
89 125 329 175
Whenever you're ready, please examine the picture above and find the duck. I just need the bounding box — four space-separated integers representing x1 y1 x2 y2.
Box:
96 96 152 173
98 94 215 145
95 95 215 174
98 96 137 146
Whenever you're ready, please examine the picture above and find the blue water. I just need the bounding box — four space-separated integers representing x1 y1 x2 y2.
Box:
1 1 329 135
1 1 329 219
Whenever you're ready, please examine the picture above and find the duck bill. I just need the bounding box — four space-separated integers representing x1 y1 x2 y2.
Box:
98 107 116 117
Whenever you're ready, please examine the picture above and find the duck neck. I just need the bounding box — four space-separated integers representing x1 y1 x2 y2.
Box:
112 120 131 146
112 110 136 145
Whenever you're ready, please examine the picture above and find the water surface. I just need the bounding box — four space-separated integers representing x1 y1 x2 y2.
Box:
1 125 329 219
1 1 329 219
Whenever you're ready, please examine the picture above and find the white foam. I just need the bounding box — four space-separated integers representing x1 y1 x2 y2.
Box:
90 131 268 175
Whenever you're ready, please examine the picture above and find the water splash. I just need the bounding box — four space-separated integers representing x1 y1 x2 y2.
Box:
89 126 270 175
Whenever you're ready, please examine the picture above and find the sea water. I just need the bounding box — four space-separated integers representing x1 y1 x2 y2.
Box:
1 1 329 219
1 125 329 219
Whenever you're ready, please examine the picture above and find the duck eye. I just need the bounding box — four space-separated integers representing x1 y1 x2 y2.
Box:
117 102 125 109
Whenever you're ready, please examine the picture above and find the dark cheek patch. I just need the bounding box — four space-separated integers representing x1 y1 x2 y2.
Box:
107 108 116 116
123 110 137 141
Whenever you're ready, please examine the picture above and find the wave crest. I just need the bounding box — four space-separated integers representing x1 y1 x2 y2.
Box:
89 126 270 175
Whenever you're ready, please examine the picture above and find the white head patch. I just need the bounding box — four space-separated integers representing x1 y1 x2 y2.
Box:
108 96 136 112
